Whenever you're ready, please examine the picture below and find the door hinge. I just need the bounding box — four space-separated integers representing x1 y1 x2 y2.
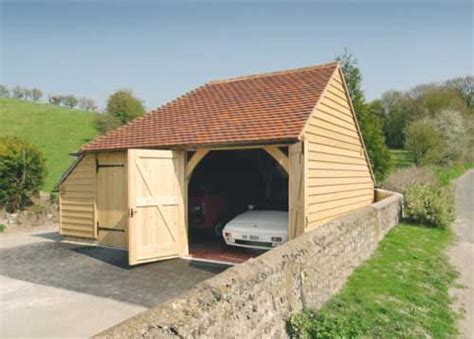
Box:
98 226 125 233
96 158 125 173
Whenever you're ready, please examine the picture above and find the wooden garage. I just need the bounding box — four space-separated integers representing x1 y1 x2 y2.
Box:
57 62 374 265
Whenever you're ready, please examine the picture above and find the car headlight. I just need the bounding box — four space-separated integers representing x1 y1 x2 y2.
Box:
271 236 282 242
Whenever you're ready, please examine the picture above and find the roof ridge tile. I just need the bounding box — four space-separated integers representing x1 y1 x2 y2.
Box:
208 61 338 85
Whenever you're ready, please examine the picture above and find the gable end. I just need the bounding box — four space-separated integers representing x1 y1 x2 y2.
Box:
301 65 375 230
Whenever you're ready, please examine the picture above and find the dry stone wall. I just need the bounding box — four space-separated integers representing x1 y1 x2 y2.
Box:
98 190 402 339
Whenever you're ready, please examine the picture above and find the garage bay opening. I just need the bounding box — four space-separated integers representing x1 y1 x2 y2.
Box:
187 149 289 264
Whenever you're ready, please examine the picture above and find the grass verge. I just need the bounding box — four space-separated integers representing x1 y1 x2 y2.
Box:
432 162 474 186
288 223 459 338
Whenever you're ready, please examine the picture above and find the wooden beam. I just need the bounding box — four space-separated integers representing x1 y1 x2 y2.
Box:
186 149 210 180
263 146 289 173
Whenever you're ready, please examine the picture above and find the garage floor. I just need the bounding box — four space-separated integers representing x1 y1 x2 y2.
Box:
188 232 267 264
0 229 228 337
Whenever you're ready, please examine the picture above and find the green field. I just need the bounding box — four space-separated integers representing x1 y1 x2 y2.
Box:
0 98 98 191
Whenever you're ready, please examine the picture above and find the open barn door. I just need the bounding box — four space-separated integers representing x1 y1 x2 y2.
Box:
128 149 185 266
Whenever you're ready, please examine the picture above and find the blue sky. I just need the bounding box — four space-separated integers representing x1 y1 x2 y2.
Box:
1 0 472 110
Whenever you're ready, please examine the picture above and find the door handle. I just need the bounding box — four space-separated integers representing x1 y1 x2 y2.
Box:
130 208 137 218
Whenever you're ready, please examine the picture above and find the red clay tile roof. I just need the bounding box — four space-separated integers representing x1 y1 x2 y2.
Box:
82 62 339 152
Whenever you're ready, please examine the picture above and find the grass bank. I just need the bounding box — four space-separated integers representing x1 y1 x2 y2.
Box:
390 149 414 169
0 98 98 191
288 223 459 338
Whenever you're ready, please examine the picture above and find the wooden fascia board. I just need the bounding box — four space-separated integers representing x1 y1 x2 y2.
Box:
53 153 85 191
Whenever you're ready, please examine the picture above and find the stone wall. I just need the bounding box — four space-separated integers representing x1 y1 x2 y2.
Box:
98 190 402 339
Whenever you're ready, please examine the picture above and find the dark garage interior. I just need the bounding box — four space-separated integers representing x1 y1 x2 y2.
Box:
187 149 289 264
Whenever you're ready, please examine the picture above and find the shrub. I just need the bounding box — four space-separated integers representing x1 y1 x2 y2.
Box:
95 113 122 134
0 224 5 232
382 166 437 194
404 184 455 228
0 137 47 213
288 311 316 338
288 308 366 338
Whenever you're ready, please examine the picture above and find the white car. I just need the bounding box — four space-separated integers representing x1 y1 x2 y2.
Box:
222 210 288 250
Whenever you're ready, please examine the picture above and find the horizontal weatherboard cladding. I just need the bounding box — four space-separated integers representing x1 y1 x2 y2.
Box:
303 69 374 230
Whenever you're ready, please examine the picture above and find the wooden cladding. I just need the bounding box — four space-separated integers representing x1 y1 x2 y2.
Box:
303 69 374 230
59 151 129 244
59 153 96 238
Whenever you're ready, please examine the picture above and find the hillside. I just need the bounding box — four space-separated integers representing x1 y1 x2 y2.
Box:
0 98 98 191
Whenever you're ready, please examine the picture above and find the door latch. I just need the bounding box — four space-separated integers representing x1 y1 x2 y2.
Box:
130 208 137 218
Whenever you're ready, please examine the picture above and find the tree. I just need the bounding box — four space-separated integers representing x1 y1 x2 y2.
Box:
96 90 145 133
63 95 78 108
410 85 468 118
445 76 474 111
12 86 26 100
406 121 442 166
31 88 43 102
0 85 10 97
106 90 145 124
0 137 47 212
431 109 466 163
24 88 31 100
378 90 414 148
364 101 393 181
337 50 392 182
337 48 365 113
48 95 63 106
78 97 97 111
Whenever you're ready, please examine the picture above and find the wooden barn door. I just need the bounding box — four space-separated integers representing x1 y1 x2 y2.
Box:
96 152 128 249
128 149 185 266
